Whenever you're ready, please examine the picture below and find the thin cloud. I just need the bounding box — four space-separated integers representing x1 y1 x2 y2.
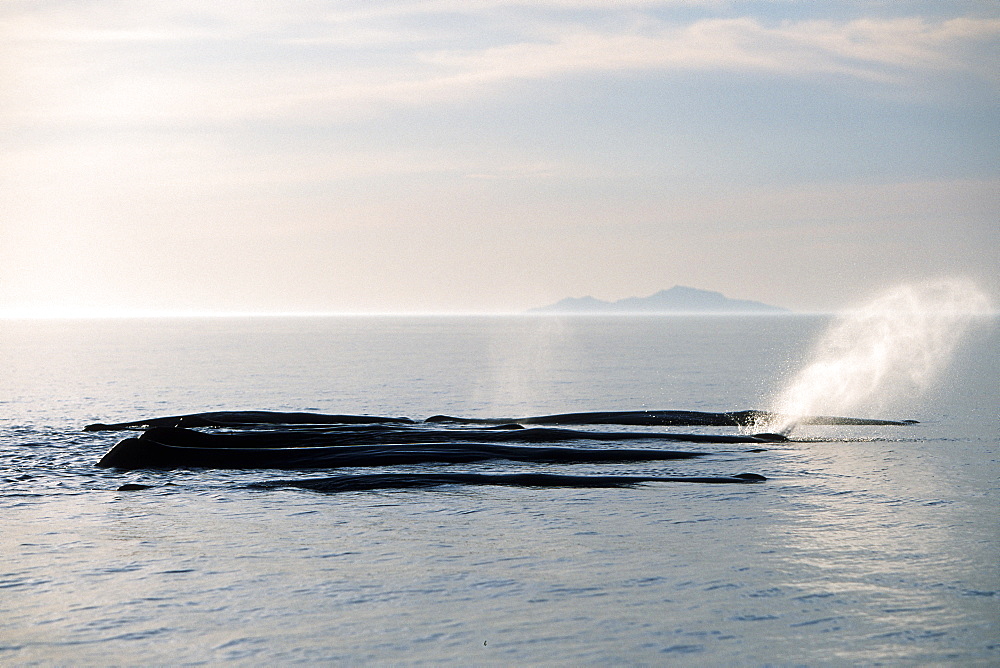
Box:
423 17 1000 85
2 4 997 128
252 15 1000 120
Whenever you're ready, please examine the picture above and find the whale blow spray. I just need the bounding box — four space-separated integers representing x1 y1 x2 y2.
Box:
758 279 991 436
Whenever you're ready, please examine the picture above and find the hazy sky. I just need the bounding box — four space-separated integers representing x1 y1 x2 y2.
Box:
2 0 998 315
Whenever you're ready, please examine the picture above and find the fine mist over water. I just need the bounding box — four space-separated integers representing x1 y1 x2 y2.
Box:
757 279 992 436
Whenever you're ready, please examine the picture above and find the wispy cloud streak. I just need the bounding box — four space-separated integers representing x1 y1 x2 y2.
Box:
2 3 997 127
424 17 1000 83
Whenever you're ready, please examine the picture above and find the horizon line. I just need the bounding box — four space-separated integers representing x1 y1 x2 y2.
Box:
4 308 992 320
0 308 827 320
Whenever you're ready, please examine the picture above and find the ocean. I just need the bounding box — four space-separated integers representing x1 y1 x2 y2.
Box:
1 315 997 665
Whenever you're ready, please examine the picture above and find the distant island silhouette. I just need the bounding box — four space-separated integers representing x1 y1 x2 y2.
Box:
529 286 789 314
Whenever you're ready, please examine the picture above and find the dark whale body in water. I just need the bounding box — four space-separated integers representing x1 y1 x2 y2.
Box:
84 411 415 431
97 425 777 449
115 473 767 492
426 410 917 427
88 407 900 482
96 427 716 470
425 410 761 426
247 472 767 493
84 409 916 432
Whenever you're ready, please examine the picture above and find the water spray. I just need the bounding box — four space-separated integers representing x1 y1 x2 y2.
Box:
757 278 991 436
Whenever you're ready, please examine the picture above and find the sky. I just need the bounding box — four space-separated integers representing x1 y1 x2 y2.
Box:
1 0 998 315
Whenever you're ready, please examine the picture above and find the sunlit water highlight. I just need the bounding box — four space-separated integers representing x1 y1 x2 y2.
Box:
758 279 992 436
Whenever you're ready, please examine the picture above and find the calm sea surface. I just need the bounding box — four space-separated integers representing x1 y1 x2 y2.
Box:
1 315 997 665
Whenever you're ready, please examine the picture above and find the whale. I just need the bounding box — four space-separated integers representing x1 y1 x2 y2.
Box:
84 410 414 431
84 409 917 431
113 472 767 492
96 425 779 449
425 410 917 427
96 428 717 470
247 472 768 492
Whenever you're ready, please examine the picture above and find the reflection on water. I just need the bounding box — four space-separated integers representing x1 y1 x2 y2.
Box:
761 430 999 663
